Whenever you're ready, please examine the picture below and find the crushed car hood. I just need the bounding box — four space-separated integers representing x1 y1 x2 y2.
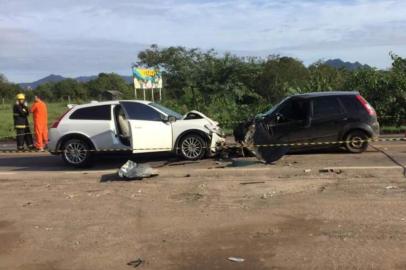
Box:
182 110 219 126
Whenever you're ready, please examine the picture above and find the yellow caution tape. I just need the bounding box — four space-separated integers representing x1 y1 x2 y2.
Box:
0 137 404 154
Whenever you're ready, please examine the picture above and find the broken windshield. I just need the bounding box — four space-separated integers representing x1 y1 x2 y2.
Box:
258 96 290 118
150 103 183 119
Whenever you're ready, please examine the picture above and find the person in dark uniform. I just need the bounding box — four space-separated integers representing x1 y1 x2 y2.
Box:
13 93 34 150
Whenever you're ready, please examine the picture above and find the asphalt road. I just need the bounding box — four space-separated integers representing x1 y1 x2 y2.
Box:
0 139 405 173
2 139 406 270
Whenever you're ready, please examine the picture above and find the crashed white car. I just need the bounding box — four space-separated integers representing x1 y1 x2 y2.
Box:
48 100 225 167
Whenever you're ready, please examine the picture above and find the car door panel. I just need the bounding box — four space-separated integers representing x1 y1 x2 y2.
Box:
270 98 312 145
310 97 347 142
119 101 173 153
127 120 172 153
310 115 347 142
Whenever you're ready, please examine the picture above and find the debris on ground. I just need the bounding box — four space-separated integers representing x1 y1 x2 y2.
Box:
240 181 265 185
230 159 261 167
261 191 277 199
385 185 398 190
228 257 245 263
304 169 312 173
318 186 327 192
22 201 32 207
171 192 203 202
319 168 343 174
127 258 144 268
118 161 158 180
64 193 76 199
235 120 289 164
214 161 230 168
168 161 199 166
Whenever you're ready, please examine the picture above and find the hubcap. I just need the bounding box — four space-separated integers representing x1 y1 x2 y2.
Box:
181 137 203 159
64 142 87 164
350 136 364 149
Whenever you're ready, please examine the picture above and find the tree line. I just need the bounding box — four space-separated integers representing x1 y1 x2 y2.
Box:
1 45 405 126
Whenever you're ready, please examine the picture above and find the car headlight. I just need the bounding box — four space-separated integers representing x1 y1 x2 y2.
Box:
204 124 223 136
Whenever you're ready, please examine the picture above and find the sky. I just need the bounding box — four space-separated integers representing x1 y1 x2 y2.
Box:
1 0 406 82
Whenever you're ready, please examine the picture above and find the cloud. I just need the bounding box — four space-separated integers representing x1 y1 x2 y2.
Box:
1 0 406 82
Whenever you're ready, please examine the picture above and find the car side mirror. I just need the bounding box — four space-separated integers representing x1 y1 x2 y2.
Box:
161 114 176 123
160 114 169 122
275 113 284 123
168 116 177 123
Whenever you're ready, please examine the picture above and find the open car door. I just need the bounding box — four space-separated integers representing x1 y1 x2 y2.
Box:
119 101 173 153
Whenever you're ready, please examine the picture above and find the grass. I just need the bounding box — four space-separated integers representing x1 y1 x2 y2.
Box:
0 102 69 140
381 126 406 134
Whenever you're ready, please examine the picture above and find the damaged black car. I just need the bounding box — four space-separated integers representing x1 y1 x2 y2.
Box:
234 91 380 163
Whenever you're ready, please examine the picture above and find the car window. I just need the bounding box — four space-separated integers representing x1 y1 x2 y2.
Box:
149 103 183 119
312 97 342 117
69 105 111 120
339 96 364 115
263 97 289 116
121 102 162 121
277 99 308 122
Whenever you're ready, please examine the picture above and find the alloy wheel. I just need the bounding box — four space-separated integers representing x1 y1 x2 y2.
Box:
181 136 204 159
64 142 88 164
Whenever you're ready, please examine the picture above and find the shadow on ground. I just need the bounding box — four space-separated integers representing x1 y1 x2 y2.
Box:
0 145 379 172
0 152 178 172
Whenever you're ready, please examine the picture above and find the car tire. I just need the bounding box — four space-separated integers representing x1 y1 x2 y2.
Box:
345 130 369 153
61 138 93 167
178 134 207 160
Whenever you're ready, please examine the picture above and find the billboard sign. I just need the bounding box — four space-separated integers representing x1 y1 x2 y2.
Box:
132 67 162 89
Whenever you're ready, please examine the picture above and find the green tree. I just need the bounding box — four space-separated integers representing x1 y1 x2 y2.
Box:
0 73 23 101
33 82 54 101
256 56 309 103
85 73 132 99
53 79 87 102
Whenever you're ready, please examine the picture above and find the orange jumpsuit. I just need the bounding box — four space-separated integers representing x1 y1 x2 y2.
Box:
30 100 48 149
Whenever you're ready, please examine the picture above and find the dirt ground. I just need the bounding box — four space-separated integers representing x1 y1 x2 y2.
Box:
1 141 406 270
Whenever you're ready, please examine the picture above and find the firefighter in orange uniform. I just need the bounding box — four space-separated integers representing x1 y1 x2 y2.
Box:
30 95 48 151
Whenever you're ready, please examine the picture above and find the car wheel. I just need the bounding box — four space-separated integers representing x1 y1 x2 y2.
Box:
61 138 93 167
179 134 207 160
345 130 369 153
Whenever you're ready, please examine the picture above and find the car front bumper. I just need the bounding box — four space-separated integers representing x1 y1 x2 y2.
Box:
209 133 226 156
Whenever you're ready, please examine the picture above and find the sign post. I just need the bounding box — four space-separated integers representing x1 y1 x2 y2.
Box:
132 67 163 101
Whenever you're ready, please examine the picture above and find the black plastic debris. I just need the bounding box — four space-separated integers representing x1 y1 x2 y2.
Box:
251 121 290 164
234 117 289 164
233 118 255 143
127 258 144 268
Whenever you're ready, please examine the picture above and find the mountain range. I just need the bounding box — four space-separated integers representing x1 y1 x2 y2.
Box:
323 59 371 70
19 74 133 90
18 59 372 90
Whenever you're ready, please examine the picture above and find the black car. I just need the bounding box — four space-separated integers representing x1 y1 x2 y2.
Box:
234 91 380 159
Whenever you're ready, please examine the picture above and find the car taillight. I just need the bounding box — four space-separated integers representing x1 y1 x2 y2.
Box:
356 95 376 116
51 109 72 128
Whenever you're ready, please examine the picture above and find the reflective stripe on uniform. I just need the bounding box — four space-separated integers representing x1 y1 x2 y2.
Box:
15 125 27 128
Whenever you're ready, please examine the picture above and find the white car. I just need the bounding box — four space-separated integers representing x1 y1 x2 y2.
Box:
48 100 225 167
